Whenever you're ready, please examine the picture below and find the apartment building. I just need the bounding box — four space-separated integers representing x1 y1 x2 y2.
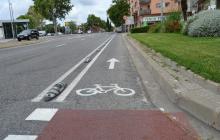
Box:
128 0 180 26
128 0 219 27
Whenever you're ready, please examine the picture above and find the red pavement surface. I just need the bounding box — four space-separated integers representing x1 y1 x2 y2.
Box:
37 110 199 140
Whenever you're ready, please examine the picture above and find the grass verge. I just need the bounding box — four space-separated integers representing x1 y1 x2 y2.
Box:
130 33 220 83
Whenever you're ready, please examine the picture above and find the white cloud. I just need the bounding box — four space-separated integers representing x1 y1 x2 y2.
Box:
0 0 112 25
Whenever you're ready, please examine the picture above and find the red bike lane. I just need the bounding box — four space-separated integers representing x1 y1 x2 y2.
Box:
37 110 199 140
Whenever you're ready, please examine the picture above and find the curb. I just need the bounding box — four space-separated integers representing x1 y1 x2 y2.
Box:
124 34 220 131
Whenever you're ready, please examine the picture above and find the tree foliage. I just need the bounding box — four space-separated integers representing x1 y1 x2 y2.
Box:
17 6 44 29
68 21 77 32
107 0 130 27
106 18 112 32
33 0 73 33
86 14 107 31
33 0 73 20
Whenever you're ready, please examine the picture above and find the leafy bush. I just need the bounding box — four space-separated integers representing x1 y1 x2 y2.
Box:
181 16 197 35
164 11 182 33
130 26 149 33
188 10 220 37
148 23 162 33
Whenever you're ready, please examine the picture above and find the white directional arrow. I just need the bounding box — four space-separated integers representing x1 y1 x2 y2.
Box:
107 58 120 70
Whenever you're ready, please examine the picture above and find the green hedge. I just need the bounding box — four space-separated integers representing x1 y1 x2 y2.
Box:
130 26 149 33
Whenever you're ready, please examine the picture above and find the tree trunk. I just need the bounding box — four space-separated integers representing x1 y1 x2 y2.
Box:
181 0 188 21
53 17 57 35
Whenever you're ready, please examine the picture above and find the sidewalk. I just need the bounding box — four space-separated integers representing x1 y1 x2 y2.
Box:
124 34 220 131
0 39 14 43
0 36 53 49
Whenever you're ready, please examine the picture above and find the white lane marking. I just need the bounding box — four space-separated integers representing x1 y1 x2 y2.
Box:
107 58 119 69
76 84 135 97
4 135 37 140
159 108 165 112
25 108 58 121
68 35 87 40
55 44 65 48
54 36 115 102
31 36 113 102
142 97 149 103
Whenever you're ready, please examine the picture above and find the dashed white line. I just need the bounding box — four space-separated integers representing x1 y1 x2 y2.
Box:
55 35 115 102
25 108 58 121
4 135 37 140
55 44 65 48
31 35 114 102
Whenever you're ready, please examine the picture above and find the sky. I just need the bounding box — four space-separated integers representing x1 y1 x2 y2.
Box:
0 0 112 25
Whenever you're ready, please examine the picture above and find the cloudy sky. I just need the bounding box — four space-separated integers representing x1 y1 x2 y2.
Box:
0 0 112 24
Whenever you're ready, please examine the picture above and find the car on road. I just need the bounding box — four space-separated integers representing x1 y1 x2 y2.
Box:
39 31 47 37
17 29 39 41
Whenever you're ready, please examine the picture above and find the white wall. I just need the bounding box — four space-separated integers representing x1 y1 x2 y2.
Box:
0 27 4 39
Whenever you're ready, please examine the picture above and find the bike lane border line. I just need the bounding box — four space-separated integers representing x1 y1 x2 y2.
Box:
54 35 115 102
3 135 38 140
31 35 114 102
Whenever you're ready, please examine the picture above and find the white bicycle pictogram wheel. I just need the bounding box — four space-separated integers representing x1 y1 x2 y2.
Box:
114 88 135 96
76 88 98 96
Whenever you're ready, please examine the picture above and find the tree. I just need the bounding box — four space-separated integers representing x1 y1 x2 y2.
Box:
33 0 73 34
17 6 44 29
86 14 107 32
106 18 110 31
68 21 77 33
107 0 130 27
43 24 54 33
181 0 187 21
27 6 44 29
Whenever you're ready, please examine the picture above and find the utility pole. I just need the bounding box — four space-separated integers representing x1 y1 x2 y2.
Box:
8 0 15 39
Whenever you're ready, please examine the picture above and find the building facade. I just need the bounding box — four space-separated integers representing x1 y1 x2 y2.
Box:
0 19 29 39
128 0 219 27
128 0 180 26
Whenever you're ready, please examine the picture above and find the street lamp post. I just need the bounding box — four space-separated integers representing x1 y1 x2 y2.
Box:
8 0 15 39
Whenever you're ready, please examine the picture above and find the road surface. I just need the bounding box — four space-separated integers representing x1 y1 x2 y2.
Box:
0 33 218 139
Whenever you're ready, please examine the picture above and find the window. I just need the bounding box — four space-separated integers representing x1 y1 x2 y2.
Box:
156 3 161 8
165 2 170 7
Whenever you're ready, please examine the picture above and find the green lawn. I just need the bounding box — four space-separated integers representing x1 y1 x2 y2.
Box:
130 33 220 83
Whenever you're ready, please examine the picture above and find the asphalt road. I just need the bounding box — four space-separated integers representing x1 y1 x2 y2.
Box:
0 33 154 139
2 33 219 140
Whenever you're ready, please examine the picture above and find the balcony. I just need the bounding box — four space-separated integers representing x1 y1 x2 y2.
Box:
139 0 151 4
139 9 151 15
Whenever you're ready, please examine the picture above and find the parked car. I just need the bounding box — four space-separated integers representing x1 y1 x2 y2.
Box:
87 30 92 34
58 32 63 35
17 29 39 41
39 31 47 36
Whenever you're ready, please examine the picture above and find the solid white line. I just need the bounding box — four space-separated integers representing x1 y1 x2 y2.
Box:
4 135 37 140
31 36 113 102
54 35 115 102
55 44 65 48
25 108 58 121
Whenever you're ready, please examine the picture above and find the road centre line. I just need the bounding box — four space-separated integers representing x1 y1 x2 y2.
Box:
54 35 115 102
31 35 114 102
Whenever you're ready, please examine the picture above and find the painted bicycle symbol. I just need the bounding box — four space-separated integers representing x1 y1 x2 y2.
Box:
76 84 135 97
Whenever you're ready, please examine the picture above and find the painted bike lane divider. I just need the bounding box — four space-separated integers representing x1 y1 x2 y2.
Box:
31 35 114 102
54 35 115 102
